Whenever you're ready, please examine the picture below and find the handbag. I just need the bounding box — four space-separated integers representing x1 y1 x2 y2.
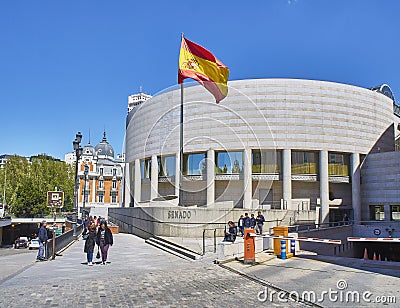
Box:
96 246 100 259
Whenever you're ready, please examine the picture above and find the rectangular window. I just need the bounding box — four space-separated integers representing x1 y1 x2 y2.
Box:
292 151 318 175
99 168 104 176
99 194 104 203
99 180 104 188
112 180 117 189
112 195 117 203
328 153 349 176
391 205 400 221
112 168 117 176
370 205 384 221
215 151 243 174
141 158 151 179
183 152 206 175
252 150 281 173
158 155 176 177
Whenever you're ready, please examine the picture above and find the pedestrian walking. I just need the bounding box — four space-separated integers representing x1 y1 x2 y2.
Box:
84 222 97 266
96 221 113 265
238 215 244 236
256 211 265 234
83 215 89 234
250 214 256 229
37 220 48 261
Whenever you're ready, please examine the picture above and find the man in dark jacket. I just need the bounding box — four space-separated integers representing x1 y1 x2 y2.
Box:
256 211 265 234
243 213 251 229
250 214 256 229
37 220 48 261
224 221 237 242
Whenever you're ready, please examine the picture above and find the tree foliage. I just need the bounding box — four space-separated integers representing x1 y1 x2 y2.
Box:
0 155 75 217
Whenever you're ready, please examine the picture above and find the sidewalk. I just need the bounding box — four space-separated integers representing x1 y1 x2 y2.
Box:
0 233 304 307
223 252 400 307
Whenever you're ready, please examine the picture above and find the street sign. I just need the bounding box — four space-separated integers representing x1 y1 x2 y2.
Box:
47 191 64 208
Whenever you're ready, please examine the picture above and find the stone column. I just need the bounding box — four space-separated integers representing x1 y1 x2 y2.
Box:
320 150 329 224
243 148 252 209
151 155 158 200
175 152 180 199
207 149 215 206
351 153 361 223
384 204 391 222
134 159 141 205
282 149 292 210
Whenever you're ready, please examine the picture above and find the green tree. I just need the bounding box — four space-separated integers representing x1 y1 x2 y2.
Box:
0 155 74 217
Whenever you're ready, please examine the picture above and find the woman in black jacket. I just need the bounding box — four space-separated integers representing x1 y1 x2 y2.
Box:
84 222 97 266
96 221 113 265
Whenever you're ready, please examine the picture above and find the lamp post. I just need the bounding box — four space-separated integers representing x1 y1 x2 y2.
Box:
1 165 6 218
72 132 83 239
83 164 89 215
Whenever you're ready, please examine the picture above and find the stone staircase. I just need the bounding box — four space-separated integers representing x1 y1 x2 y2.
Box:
145 236 201 260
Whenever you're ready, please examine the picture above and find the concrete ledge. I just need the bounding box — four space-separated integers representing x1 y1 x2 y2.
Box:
216 237 265 261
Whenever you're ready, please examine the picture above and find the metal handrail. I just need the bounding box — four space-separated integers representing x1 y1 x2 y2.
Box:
288 221 353 233
45 224 83 259
202 227 225 255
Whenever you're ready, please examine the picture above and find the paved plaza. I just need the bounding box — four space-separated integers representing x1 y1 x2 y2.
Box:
0 234 304 308
1 233 399 307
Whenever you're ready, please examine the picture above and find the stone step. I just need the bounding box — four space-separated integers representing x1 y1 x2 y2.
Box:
145 237 201 260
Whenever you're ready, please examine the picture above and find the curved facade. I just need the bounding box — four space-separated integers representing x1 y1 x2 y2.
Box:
125 79 398 223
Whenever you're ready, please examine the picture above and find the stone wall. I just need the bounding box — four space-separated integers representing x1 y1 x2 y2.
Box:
108 207 316 239
361 151 400 221
126 79 395 162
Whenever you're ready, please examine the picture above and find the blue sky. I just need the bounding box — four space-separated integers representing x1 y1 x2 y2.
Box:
0 0 399 159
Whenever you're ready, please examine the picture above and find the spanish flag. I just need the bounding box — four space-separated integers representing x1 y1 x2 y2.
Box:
178 36 229 103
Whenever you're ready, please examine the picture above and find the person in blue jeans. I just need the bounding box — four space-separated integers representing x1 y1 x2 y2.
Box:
37 220 48 261
84 222 97 266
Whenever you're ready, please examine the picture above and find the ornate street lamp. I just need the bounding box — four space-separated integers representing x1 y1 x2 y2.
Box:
72 132 83 239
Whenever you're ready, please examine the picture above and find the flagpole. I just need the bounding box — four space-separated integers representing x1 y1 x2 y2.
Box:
179 33 184 207
179 81 184 207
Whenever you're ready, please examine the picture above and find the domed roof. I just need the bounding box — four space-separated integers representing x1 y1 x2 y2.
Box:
83 143 95 156
95 131 114 158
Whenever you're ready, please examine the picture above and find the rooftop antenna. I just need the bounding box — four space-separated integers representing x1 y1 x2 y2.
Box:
139 85 142 93
88 128 91 144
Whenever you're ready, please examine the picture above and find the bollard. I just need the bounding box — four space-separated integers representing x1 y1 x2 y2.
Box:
280 240 287 260
244 228 255 264
290 239 296 256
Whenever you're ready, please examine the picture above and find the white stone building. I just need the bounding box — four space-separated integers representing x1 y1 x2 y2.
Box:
124 79 400 224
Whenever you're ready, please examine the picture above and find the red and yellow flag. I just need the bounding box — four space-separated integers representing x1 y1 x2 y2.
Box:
178 37 229 103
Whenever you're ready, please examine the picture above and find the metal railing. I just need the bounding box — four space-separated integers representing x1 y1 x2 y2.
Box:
288 221 353 233
202 227 226 255
204 219 284 255
45 223 83 259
